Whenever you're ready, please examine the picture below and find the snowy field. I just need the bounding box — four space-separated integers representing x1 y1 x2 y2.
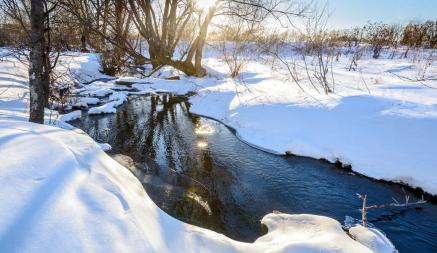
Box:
1 46 434 252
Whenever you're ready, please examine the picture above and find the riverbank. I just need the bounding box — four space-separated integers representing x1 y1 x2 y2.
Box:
74 52 437 196
194 57 437 196
72 94 437 252
0 50 397 252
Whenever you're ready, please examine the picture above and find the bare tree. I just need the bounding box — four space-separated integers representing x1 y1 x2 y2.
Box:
57 0 95 52
58 0 149 74
126 0 309 77
364 22 400 59
400 21 437 58
28 0 46 123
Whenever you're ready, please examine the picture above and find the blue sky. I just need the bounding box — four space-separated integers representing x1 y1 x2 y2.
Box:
327 0 437 28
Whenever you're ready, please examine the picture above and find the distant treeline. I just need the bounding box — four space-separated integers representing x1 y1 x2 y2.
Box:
2 16 436 53
331 21 437 58
331 22 435 48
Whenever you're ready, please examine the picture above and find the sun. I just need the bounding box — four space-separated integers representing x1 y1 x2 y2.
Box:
196 0 216 10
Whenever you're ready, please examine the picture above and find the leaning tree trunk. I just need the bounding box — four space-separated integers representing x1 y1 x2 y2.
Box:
194 11 214 77
187 6 215 77
29 0 47 123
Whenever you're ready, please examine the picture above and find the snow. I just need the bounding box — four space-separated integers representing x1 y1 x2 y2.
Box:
131 77 199 95
78 97 100 105
98 142 112 151
55 52 111 84
108 91 128 102
349 225 398 253
154 65 181 78
80 83 114 97
72 97 101 109
0 54 30 121
88 101 117 114
114 76 150 83
0 120 384 253
58 110 81 122
88 92 127 115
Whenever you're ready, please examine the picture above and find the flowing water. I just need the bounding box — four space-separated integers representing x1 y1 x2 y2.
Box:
72 94 437 253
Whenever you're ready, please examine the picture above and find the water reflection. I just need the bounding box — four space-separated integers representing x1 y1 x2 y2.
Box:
195 122 216 135
72 94 437 253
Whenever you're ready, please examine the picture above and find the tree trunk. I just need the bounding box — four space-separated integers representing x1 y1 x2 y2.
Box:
42 53 50 106
127 0 217 77
29 0 47 124
191 6 215 77
80 27 89 52
98 0 110 52
113 0 126 73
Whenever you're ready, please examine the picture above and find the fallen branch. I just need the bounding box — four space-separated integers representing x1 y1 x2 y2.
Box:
357 189 427 227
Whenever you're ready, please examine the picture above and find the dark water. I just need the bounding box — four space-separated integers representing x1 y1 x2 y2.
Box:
72 94 437 253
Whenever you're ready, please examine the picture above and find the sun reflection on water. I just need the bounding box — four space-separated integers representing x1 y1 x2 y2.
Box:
195 123 215 135
197 141 208 149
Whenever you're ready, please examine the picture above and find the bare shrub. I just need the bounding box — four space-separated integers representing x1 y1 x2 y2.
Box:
343 27 364 48
299 3 336 94
425 21 437 49
348 46 367 71
364 22 400 59
257 3 337 94
400 21 437 58
257 31 305 89
100 46 126 76
216 21 260 78
401 23 427 58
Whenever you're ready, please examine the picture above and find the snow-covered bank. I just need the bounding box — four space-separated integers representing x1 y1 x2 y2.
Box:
189 57 437 195
18 46 435 195
0 51 107 121
0 120 388 253
0 49 396 252
108 55 437 196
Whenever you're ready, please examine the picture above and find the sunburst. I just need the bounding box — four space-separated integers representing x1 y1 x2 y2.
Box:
196 0 216 10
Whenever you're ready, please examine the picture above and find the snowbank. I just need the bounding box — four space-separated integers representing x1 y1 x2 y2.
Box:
88 92 127 115
0 120 386 253
98 142 112 151
0 54 30 121
55 52 111 84
88 101 118 114
131 77 199 95
79 82 114 97
188 59 437 194
349 225 397 253
78 97 100 105
59 110 82 122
